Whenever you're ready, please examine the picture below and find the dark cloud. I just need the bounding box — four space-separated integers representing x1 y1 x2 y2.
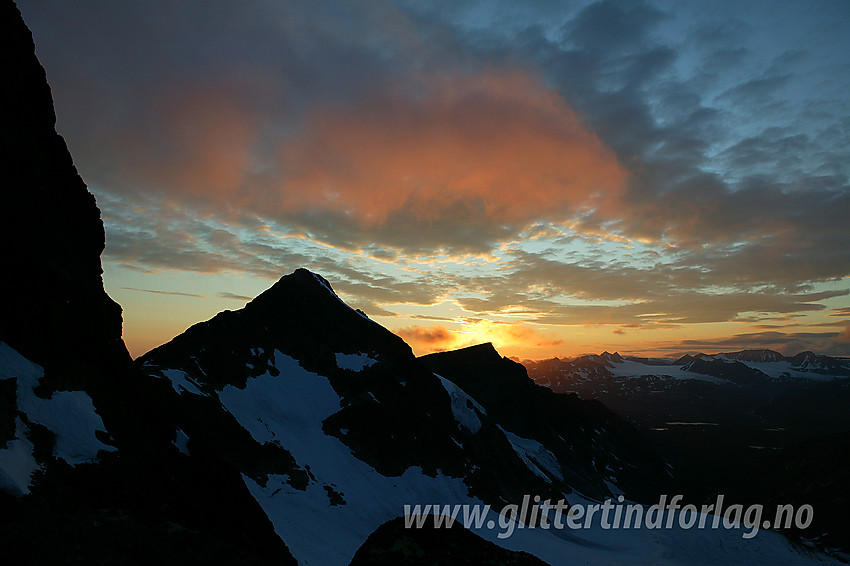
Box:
218 292 254 302
564 1 666 55
669 330 850 357
396 325 455 346
121 287 207 299
812 319 850 329
715 74 791 107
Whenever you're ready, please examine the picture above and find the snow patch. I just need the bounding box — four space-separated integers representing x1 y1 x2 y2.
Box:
310 272 373 321
161 368 205 395
0 342 115 487
0 418 38 494
738 360 837 381
497 425 563 483
435 374 485 434
21 390 115 465
174 428 190 456
335 353 377 372
610 360 728 383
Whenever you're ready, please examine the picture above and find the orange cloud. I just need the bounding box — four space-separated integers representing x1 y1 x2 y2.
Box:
109 83 259 202
94 66 628 252
395 325 457 349
278 67 628 227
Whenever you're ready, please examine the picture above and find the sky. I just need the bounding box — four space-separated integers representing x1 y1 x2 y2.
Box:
17 0 850 360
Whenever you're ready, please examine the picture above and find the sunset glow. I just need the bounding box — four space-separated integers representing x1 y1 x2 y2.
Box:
18 0 850 360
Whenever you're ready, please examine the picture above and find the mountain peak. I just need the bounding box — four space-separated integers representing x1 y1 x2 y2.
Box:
248 268 351 316
600 351 623 363
419 342 535 399
141 268 416 387
724 349 785 363
291 267 334 289
269 268 339 296
421 342 502 365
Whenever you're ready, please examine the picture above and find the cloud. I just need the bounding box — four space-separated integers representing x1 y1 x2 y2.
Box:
395 325 456 349
97 195 451 308
121 287 207 299
666 330 850 357
524 0 850 288
105 67 627 253
276 68 627 235
26 0 850 260
218 292 254 302
449 246 850 327
18 0 850 356
715 74 791 107
24 1 631 254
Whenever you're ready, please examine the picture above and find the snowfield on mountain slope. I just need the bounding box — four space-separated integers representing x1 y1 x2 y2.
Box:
608 360 728 382
598 357 844 382
0 342 116 493
219 350 474 565
712 356 841 380
436 373 485 434
216 349 838 566
497 424 564 483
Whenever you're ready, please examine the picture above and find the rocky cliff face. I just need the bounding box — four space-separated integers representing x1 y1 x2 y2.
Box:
0 0 124 374
0 3 293 563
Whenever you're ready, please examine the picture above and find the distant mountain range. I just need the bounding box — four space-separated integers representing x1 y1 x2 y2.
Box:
526 350 850 554
525 348 850 429
529 349 850 391
0 2 846 564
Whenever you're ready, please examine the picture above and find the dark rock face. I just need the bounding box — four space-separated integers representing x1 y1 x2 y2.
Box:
0 378 15 448
420 344 671 503
0 3 295 563
0 0 124 375
678 358 769 385
349 516 550 566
